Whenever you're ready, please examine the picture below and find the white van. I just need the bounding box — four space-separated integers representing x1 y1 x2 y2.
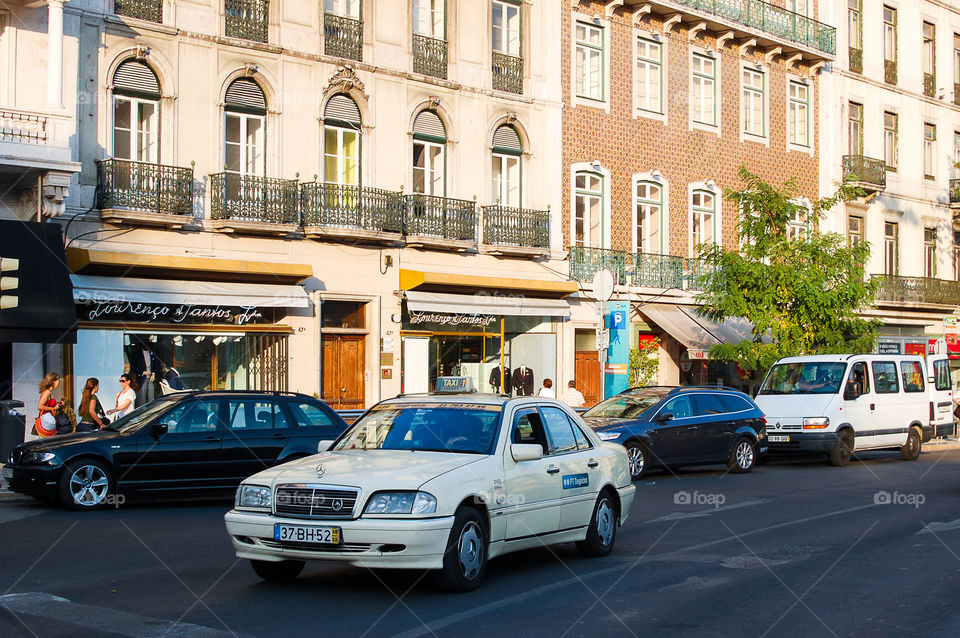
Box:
755 354 951 466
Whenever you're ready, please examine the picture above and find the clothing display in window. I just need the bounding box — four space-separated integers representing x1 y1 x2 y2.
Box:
512 366 535 396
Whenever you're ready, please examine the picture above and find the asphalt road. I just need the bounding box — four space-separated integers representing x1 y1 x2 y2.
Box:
2 448 960 638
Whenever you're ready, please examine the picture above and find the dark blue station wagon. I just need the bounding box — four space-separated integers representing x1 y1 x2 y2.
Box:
582 386 767 480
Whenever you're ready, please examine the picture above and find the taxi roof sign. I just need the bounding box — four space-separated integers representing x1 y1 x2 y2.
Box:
435 377 476 393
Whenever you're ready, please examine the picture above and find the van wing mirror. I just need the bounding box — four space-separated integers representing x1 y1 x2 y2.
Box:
843 382 860 401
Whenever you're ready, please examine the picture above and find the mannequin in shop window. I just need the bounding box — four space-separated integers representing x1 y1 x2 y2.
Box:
512 365 535 396
128 340 160 405
489 366 506 394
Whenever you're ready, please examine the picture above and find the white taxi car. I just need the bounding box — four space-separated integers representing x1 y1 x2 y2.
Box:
224 394 636 592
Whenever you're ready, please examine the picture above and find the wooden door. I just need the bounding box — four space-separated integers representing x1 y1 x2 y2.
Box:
322 335 365 410
575 350 602 408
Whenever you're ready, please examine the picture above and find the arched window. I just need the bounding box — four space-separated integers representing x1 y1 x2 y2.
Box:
112 60 160 162
634 180 663 253
573 171 604 247
491 124 521 207
690 188 717 253
412 110 446 195
323 94 361 185
223 77 267 176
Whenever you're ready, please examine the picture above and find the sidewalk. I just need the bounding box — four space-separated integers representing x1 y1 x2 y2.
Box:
923 436 960 452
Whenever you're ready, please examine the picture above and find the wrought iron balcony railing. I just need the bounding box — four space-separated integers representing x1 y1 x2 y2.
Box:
884 59 897 85
210 173 298 224
924 73 936 98
323 13 362 61
950 179 960 206
633 252 684 289
225 0 269 43
403 194 475 241
568 247 629 286
97 159 193 215
482 205 548 247
114 0 162 22
842 155 886 190
671 0 836 55
301 183 402 233
492 52 523 94
569 247 715 290
874 274 960 306
412 33 448 79
849 47 862 73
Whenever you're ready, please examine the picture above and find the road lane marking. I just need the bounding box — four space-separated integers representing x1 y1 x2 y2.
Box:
918 519 960 535
0 592 251 638
645 499 766 523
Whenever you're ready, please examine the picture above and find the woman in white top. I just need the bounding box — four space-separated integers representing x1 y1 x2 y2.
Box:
538 378 556 398
107 373 138 418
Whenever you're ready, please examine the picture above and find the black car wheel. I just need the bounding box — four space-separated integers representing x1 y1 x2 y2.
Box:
727 437 756 474
576 490 618 557
251 559 305 582
625 441 648 480
434 507 488 593
58 459 113 510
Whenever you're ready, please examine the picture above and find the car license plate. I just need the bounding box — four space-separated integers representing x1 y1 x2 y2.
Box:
768 435 790 443
274 524 340 544
1 466 12 479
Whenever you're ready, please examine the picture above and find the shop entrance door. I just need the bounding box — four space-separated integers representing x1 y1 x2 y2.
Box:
575 351 602 407
322 335 365 410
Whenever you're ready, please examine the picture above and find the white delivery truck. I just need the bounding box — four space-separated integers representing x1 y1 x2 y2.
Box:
755 353 952 466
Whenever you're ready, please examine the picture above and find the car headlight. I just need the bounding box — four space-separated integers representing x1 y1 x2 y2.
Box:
596 431 620 441
364 491 437 515
236 484 272 511
803 417 830 429
20 452 58 465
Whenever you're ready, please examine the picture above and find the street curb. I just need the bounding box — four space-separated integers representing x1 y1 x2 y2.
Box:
923 439 960 452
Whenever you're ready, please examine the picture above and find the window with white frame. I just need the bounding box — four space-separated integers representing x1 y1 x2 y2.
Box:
575 22 604 100
924 123 936 180
325 0 359 18
787 80 809 147
787 0 808 15
691 189 717 252
573 171 603 247
412 110 446 195
923 22 935 78
848 0 861 51
491 124 522 207
634 180 662 253
883 7 897 66
954 131 960 175
323 94 361 185
848 102 863 156
112 60 160 163
848 215 863 247
742 67 764 137
223 78 267 176
413 0 444 38
787 205 808 241
884 112 898 171
884 221 898 276
636 37 662 114
691 54 716 126
924 227 937 278
492 1 520 56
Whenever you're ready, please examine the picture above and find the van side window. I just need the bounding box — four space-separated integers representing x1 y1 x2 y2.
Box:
848 362 869 395
872 362 900 394
934 359 951 391
899 361 925 393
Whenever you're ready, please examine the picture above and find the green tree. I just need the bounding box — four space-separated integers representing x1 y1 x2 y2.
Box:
696 166 879 372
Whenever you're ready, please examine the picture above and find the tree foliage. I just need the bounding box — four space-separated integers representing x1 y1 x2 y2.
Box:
696 166 879 372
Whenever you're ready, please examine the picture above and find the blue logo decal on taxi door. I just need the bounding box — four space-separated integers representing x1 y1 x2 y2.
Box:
562 473 590 489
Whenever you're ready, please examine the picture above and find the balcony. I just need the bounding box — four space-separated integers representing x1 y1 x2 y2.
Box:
842 155 886 193
885 59 897 85
97 159 194 228
633 252 684 288
209 173 299 235
569 247 629 286
569 247 714 290
874 274 960 307
300 183 402 245
114 0 162 23
481 205 548 258
849 47 862 73
412 33 448 79
323 13 362 62
224 0 268 43
403 194 476 250
492 52 523 94
950 179 960 209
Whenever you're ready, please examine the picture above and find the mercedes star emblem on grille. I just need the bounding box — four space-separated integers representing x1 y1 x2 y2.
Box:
315 464 326 478
331 498 343 511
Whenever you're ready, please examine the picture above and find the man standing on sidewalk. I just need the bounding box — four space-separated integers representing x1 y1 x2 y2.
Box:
561 380 586 407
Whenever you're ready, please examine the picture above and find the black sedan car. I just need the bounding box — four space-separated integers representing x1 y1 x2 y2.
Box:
3 391 348 509
582 386 767 479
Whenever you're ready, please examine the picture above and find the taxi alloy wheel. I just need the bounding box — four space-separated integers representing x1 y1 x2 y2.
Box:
728 438 755 474
457 521 484 580
59 460 113 510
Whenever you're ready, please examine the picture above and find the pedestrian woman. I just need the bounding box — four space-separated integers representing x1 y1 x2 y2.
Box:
107 373 138 419
76 377 106 432
35 372 63 438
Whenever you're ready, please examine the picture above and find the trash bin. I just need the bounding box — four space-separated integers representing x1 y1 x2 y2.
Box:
0 399 25 463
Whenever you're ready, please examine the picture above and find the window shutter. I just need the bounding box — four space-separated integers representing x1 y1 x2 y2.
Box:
413 110 446 140
113 60 160 99
225 78 267 114
493 124 522 154
324 94 361 126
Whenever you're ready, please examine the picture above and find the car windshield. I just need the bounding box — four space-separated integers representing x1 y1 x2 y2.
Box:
333 402 503 455
104 399 178 433
583 392 665 419
758 362 847 395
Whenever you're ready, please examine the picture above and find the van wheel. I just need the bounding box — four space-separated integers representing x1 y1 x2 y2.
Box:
901 427 922 461
828 430 853 467
727 437 756 473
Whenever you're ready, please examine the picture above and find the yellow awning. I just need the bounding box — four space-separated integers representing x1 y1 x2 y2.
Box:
400 269 578 298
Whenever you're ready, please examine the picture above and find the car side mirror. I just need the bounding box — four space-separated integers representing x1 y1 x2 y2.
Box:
843 383 860 401
317 439 334 453
152 422 168 438
510 443 543 462
654 412 674 423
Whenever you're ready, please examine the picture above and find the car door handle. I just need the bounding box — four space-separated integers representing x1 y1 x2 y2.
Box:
271 432 285 438
587 460 599 468
870 404 875 410
687 426 698 430
546 465 560 474
204 436 218 442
